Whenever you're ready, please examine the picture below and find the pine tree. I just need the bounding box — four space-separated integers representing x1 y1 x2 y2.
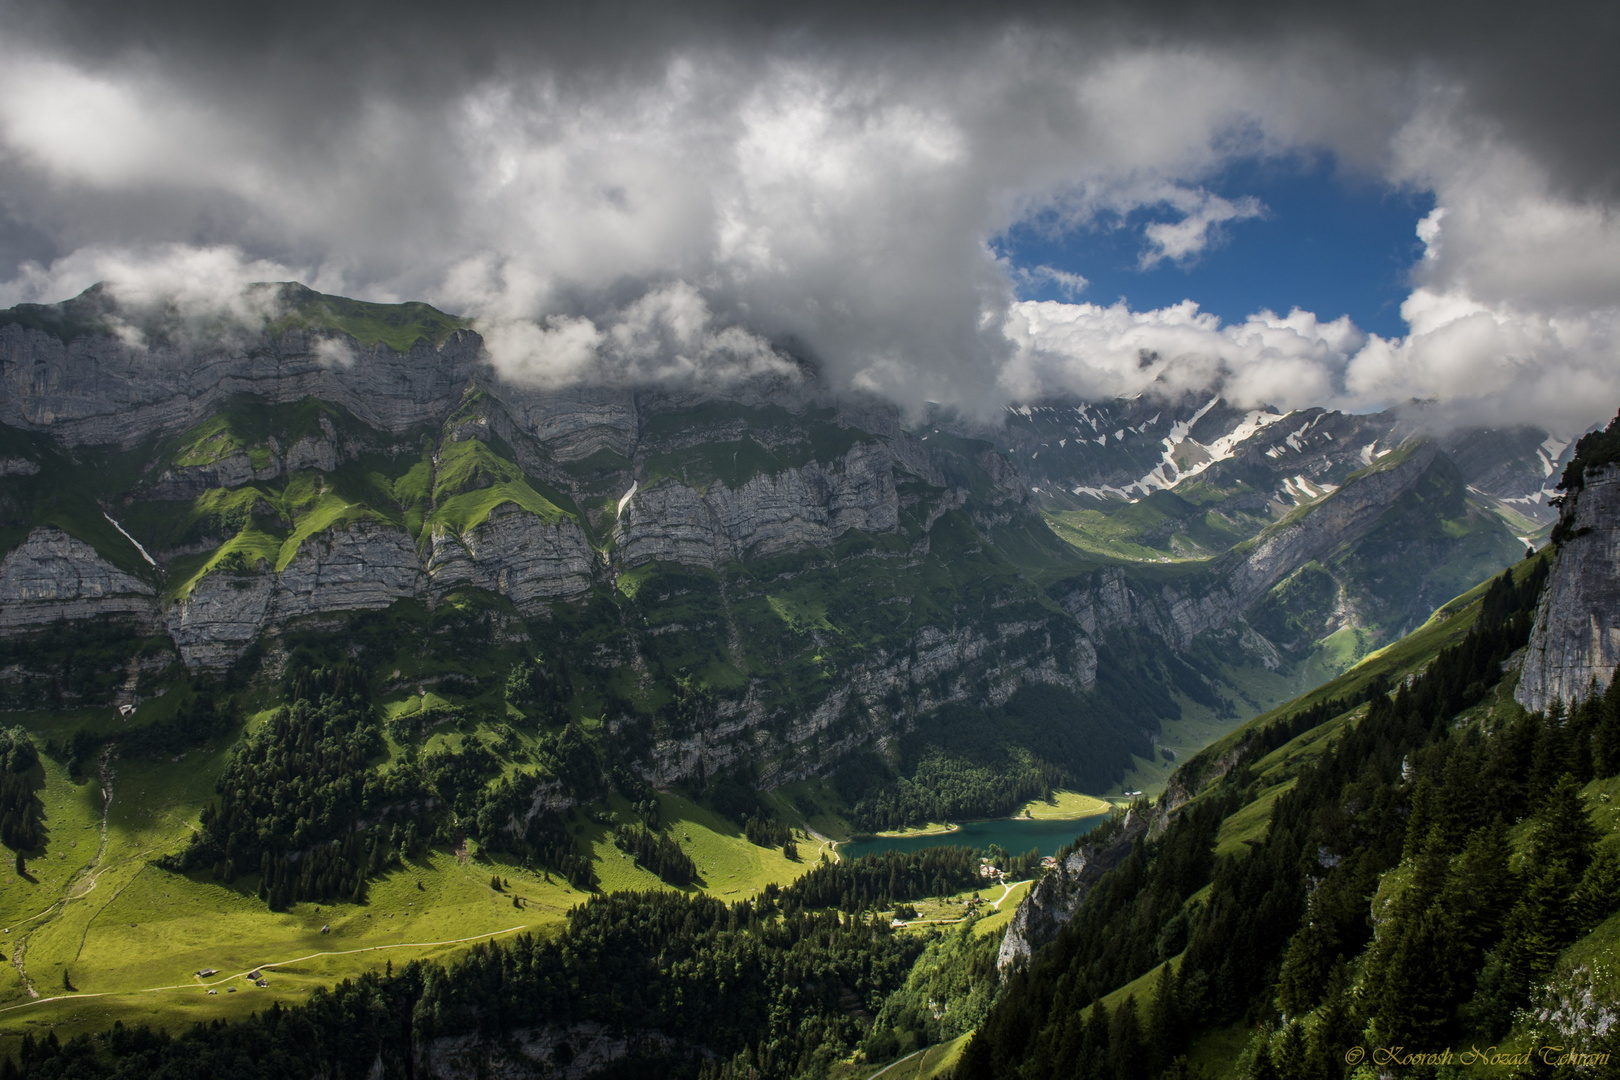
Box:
1521 774 1599 880
1109 995 1147 1080
1593 677 1620 776
1305 965 1358 1080
1272 1021 1308 1080
1528 702 1571 793
1247 1031 1280 1080
1080 1000 1112 1080
1365 828 1455 1047
1146 963 1183 1075
1500 860 1581 984
1575 846 1620 933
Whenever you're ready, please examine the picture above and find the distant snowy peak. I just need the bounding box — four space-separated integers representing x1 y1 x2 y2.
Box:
994 394 1586 539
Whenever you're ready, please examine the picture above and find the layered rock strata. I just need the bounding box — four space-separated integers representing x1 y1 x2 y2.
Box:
0 323 483 447
613 441 900 569
0 527 157 630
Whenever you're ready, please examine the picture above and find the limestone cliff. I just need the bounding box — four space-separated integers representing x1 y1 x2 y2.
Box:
427 504 597 610
0 321 482 447
1518 463 1620 710
613 440 900 568
997 807 1150 972
0 526 157 630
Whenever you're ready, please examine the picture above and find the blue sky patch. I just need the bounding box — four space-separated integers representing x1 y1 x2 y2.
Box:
997 155 1436 340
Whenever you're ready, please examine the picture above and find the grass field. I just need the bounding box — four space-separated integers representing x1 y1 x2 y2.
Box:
884 877 1033 939
1012 790 1110 820
0 753 826 1053
872 822 960 838
829 1030 971 1080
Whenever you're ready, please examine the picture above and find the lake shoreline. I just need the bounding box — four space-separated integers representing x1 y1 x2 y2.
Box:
851 792 1116 844
841 807 1112 862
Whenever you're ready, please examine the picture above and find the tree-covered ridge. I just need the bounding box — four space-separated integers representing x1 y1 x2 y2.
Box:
1 890 926 1080
958 557 1595 1080
1559 409 1620 491
862 920 1005 1061
166 658 611 904
770 846 983 914
167 663 407 906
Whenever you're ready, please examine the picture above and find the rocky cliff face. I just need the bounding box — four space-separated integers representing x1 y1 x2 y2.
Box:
1518 463 1620 711
429 505 597 609
426 1022 677 1080
631 617 1100 790
0 321 483 446
613 440 899 568
0 286 1550 802
997 807 1150 971
0 527 158 630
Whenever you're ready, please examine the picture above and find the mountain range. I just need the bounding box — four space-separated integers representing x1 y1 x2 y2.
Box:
0 284 1611 1078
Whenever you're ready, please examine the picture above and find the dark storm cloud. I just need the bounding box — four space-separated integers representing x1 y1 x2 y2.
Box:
0 0 1615 426
14 0 1614 195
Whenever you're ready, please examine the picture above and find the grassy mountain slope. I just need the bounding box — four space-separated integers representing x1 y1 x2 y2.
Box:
0 388 1175 1051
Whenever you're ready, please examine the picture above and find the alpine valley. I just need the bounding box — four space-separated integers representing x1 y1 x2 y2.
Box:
1 285 1615 1080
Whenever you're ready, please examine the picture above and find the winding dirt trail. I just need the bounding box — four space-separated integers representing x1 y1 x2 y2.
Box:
991 878 1022 909
804 826 841 863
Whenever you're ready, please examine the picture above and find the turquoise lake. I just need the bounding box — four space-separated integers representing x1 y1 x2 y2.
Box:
840 814 1108 861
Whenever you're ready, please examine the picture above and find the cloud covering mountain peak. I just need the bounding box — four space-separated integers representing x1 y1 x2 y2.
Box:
0 0 1614 428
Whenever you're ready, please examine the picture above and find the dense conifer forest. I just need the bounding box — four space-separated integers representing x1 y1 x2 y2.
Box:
768 846 983 914
955 560 1620 1078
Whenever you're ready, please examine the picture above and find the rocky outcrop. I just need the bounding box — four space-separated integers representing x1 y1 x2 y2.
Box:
997 807 1150 971
427 504 596 610
145 449 283 499
164 505 597 666
498 386 639 463
613 480 725 568
0 527 158 629
165 572 275 668
166 519 424 667
613 441 901 568
707 440 899 557
0 322 482 447
275 519 425 619
1518 464 1620 711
